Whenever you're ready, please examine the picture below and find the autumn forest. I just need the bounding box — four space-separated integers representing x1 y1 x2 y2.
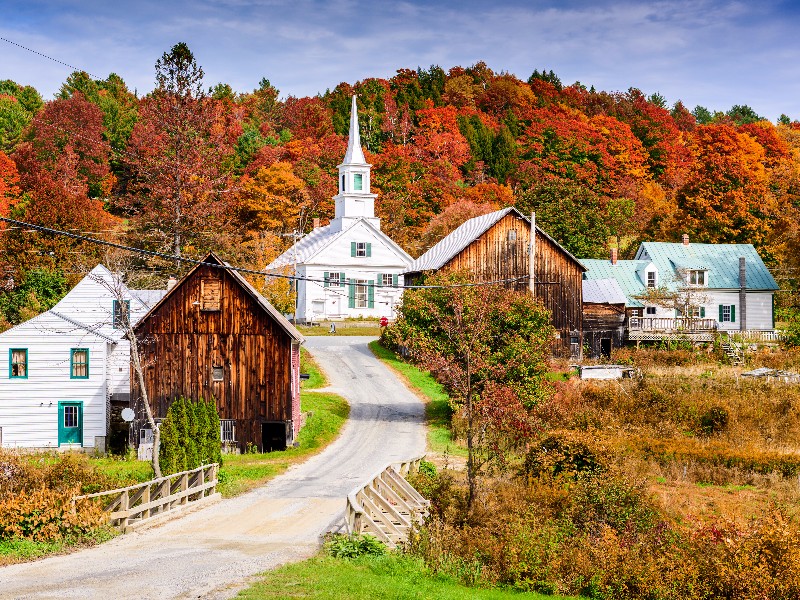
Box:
1 42 799 324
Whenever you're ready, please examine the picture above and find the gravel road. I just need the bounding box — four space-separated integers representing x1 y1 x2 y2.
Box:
0 336 426 600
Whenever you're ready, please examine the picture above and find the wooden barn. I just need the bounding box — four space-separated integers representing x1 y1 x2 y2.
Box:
405 207 586 357
132 252 304 454
582 278 627 358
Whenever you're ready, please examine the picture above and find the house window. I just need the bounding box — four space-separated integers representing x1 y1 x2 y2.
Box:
113 300 130 329
212 365 224 381
508 229 517 242
70 348 89 379
63 405 79 429
354 173 363 191
200 278 221 311
646 306 657 315
688 270 706 286
686 306 706 318
220 419 236 443
646 272 656 288
355 242 367 257
381 273 394 286
325 272 343 287
9 348 27 378
355 280 369 308
719 304 736 323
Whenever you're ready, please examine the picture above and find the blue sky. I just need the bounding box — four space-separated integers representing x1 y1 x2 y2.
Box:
1 0 799 120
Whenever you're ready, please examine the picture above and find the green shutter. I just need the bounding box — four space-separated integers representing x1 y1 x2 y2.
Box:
324 271 329 287
376 274 383 287
393 274 399 287
700 307 705 318
366 243 372 257
348 280 355 308
719 305 724 322
731 305 736 322
351 242 356 257
340 272 346 287
368 282 375 308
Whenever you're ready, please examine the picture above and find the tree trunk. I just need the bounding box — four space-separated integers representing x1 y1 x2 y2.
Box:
129 330 162 479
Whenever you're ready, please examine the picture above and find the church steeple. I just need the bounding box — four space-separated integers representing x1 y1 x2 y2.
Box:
330 95 379 233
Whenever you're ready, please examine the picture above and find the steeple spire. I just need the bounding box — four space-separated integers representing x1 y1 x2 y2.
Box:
342 95 366 164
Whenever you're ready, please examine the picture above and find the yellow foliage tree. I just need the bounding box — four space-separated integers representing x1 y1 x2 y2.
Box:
238 161 309 235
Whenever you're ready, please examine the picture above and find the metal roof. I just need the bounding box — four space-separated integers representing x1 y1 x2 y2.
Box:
582 278 628 305
267 225 342 270
580 259 650 308
408 207 586 274
636 242 778 291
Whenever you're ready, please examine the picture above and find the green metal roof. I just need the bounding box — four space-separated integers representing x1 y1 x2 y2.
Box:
580 259 650 307
636 242 778 291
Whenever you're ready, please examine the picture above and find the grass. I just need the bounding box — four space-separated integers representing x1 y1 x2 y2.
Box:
216 349 348 496
298 324 382 337
237 553 574 600
368 341 467 458
0 528 116 566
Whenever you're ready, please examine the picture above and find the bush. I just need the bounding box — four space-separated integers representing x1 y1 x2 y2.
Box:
324 533 387 558
0 488 104 542
699 405 729 435
159 397 222 475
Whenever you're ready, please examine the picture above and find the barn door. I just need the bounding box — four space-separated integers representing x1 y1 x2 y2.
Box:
58 401 83 446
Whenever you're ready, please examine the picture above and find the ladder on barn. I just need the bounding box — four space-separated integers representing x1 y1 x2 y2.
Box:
344 456 430 548
720 334 744 366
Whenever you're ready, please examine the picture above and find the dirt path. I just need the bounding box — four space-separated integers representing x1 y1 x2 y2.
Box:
0 337 426 600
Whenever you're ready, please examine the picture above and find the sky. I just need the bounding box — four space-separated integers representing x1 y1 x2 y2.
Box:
1 0 799 121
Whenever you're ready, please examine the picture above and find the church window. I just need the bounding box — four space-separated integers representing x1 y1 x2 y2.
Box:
341 174 345 192
354 173 363 191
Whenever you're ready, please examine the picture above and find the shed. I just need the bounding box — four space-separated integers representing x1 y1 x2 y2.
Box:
582 278 627 359
405 207 586 357
132 252 304 453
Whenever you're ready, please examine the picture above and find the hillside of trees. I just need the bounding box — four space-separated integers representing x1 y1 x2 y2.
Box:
1 43 798 325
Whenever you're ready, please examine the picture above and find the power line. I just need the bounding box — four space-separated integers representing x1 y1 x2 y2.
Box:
0 37 100 79
0 216 529 290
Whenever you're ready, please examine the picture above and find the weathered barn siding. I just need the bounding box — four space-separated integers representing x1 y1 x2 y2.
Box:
133 256 302 452
583 303 626 358
407 210 585 357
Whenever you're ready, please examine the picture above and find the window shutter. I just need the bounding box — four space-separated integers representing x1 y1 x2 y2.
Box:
393 274 399 287
719 305 724 322
368 282 375 308
351 242 356 257
700 306 705 318
376 274 383 287
366 243 372 257
731 305 736 322
324 271 329 288
348 280 355 308
340 272 346 285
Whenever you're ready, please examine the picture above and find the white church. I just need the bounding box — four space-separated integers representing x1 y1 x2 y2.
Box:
267 96 412 323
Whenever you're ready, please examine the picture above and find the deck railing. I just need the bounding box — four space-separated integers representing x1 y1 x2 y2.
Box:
344 455 430 548
629 317 718 332
73 463 219 532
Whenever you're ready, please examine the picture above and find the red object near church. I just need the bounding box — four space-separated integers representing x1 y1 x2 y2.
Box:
380 316 389 327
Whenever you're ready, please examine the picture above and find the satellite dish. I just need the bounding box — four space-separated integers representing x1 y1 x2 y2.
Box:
121 408 135 422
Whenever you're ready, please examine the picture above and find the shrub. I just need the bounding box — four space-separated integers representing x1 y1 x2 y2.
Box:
0 487 104 542
159 397 222 475
523 433 608 480
699 405 729 436
324 533 387 558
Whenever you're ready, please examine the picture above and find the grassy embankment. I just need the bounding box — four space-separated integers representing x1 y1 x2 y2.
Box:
367 340 466 458
297 322 381 337
237 553 573 600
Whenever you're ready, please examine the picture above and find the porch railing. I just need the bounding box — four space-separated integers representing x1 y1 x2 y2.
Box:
628 317 718 332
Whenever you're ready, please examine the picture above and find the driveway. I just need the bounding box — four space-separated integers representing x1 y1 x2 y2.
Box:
0 336 426 600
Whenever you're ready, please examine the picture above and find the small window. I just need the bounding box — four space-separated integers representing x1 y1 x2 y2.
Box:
113 300 130 329
220 419 236 443
63 405 79 429
646 306 657 315
356 242 367 257
688 270 706 286
720 305 735 323
381 273 393 286
328 272 341 287
212 365 224 381
646 271 656 288
341 174 345 192
200 278 221 311
355 280 369 308
9 348 27 378
507 229 517 242
71 348 89 379
354 173 363 191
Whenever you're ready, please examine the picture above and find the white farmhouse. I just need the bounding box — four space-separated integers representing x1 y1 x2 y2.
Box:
267 96 412 323
0 266 164 450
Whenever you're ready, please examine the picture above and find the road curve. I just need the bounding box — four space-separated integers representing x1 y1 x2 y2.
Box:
0 336 426 600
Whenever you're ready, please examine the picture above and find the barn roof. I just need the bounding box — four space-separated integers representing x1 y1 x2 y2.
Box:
407 207 585 273
135 253 304 343
582 278 628 305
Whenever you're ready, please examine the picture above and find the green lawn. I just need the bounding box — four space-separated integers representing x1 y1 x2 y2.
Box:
298 324 382 337
368 341 466 458
237 554 573 600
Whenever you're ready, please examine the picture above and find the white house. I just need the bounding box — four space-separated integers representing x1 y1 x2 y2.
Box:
267 96 412 323
0 266 165 450
581 235 779 334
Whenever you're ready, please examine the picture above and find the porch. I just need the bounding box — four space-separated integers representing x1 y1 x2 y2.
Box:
627 317 781 343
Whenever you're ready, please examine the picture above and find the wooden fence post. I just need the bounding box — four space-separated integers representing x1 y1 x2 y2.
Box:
119 489 129 532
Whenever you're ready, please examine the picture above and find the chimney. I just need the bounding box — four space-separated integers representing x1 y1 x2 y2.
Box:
610 248 618 265
682 234 689 246
739 257 747 331
313 218 320 229
166 276 177 291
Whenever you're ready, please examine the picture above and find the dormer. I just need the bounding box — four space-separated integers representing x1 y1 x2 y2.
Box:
637 262 658 288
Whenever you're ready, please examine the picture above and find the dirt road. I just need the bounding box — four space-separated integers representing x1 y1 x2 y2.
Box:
0 336 426 600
